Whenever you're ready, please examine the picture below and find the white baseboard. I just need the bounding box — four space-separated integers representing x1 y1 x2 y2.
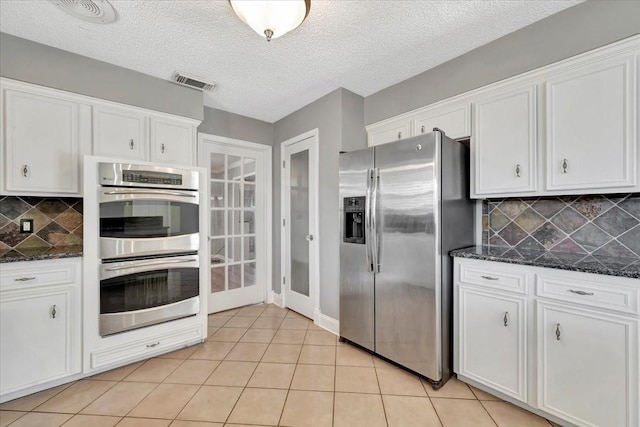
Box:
313 308 339 336
270 292 284 308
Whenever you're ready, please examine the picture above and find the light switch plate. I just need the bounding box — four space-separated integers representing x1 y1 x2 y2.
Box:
20 219 33 233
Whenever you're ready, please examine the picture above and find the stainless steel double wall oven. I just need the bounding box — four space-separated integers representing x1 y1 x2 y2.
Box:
98 163 201 336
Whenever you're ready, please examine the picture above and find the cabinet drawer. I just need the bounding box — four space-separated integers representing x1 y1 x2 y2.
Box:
90 325 202 370
0 262 77 290
536 273 639 315
458 261 528 294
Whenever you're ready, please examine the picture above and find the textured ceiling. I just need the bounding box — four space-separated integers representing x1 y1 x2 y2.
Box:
0 0 581 123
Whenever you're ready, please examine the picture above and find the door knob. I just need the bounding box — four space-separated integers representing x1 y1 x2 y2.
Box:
305 234 314 241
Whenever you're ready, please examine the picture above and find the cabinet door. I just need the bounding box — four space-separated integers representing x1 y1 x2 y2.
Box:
472 85 537 197
0 288 75 395
458 286 527 402
413 103 471 140
367 119 412 146
537 302 638 427
3 90 80 194
546 55 636 191
93 106 147 160
149 118 195 166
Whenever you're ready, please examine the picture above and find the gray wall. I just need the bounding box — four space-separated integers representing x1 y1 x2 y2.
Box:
365 1 640 125
0 32 203 120
198 107 273 146
273 89 365 320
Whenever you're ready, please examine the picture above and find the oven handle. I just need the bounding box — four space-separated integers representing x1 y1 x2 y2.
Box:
103 258 198 272
103 190 196 198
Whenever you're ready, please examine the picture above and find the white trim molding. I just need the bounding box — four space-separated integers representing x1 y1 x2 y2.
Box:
313 308 340 336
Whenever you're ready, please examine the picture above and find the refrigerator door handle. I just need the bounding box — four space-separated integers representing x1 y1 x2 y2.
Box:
365 168 374 272
371 168 381 273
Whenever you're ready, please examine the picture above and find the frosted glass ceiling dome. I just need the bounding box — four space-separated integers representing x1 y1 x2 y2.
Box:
229 0 311 42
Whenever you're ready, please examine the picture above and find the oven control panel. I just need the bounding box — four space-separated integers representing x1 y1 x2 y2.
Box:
98 162 199 190
123 170 183 186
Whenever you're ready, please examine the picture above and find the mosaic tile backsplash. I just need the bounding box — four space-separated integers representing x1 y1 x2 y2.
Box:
0 196 83 251
482 194 640 259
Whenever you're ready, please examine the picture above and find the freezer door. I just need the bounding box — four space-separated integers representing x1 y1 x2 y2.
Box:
374 133 441 380
339 148 375 351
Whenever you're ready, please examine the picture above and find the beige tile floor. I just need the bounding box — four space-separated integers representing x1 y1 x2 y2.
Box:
0 303 557 427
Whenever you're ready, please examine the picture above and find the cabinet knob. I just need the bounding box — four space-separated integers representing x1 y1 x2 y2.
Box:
515 164 521 178
555 323 561 341
22 164 29 177
129 139 135 150
562 159 568 173
51 304 57 319
146 341 160 348
503 312 509 327
421 125 425 134
161 143 166 154
397 131 402 139
14 276 36 282
305 234 314 241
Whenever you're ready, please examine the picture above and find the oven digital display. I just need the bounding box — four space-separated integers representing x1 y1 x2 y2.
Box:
122 170 183 185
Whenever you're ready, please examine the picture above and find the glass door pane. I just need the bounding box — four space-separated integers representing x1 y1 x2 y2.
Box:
209 151 258 294
290 150 310 297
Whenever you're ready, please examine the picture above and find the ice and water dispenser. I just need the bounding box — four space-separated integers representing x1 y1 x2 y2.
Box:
343 196 366 244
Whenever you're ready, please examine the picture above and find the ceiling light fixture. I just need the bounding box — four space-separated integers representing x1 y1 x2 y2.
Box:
229 0 310 42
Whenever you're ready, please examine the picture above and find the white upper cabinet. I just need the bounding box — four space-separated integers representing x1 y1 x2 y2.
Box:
367 117 412 146
1 87 84 196
367 100 471 147
472 85 537 197
545 54 637 191
1 78 201 196
365 35 639 198
149 118 196 166
413 103 471 140
93 105 147 161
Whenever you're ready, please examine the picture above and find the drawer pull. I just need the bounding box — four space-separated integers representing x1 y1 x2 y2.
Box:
503 312 509 327
146 342 160 348
555 323 561 341
51 305 57 319
569 289 594 296
481 275 499 281
14 277 36 282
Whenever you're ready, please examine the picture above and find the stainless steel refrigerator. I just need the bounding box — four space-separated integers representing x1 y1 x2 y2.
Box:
339 130 474 387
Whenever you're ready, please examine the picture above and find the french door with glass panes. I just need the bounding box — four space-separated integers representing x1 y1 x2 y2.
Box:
200 138 269 313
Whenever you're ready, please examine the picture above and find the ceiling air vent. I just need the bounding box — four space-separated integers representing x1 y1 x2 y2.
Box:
172 72 216 92
49 0 117 24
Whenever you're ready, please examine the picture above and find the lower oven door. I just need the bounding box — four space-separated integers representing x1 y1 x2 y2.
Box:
99 254 200 336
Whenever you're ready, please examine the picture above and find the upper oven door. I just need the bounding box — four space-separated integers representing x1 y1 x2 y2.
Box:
99 188 200 259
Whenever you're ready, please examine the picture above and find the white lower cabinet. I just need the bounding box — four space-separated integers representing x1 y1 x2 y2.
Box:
0 259 82 401
454 257 640 427
537 302 637 427
458 286 527 402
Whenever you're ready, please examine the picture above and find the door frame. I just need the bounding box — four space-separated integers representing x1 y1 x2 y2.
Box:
198 132 273 310
279 128 320 318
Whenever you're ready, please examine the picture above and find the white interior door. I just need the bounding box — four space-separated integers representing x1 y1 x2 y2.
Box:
282 131 318 319
199 135 271 313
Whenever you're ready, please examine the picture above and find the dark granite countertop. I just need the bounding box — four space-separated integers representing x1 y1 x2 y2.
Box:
0 246 83 263
451 246 640 279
